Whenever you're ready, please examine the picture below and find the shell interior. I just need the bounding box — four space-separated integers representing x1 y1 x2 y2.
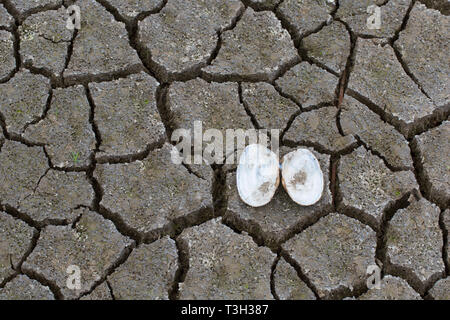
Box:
281 149 324 206
236 144 280 207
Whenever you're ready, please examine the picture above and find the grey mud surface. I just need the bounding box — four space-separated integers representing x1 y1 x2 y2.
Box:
0 0 448 300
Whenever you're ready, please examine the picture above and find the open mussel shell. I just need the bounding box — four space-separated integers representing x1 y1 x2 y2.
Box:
281 149 324 206
236 144 280 207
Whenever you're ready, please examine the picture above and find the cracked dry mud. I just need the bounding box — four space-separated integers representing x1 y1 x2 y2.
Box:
0 0 448 301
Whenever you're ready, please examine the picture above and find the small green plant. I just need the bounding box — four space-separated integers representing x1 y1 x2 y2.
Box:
71 151 80 164
10 108 24 121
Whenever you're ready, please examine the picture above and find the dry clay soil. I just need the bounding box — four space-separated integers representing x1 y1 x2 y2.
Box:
0 0 449 300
